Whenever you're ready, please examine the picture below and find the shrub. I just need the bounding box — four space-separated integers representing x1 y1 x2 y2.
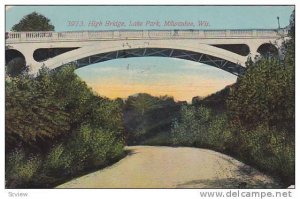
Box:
6 150 41 188
65 124 124 172
171 105 212 146
5 65 125 188
239 125 294 185
43 144 73 176
206 114 230 150
170 103 294 186
227 58 294 134
124 93 179 144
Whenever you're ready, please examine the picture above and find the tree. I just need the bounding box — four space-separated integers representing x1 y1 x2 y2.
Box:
6 12 55 77
284 10 295 67
227 10 295 134
11 12 54 31
6 57 27 77
5 65 125 151
126 93 159 116
5 68 70 151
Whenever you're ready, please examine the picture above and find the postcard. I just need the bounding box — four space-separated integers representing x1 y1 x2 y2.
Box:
4 4 295 193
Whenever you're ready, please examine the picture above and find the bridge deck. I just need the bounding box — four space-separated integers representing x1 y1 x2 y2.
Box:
6 29 287 43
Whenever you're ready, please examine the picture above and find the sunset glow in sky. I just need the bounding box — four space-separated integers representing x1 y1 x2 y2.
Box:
75 58 237 101
6 6 294 101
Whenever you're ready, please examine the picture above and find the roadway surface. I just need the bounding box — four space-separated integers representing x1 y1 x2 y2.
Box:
57 146 280 188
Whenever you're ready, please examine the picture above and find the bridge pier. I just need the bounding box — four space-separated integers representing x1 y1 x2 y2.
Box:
247 43 261 61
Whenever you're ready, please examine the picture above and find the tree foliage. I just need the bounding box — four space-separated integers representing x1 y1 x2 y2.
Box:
124 93 179 144
227 10 295 134
224 10 295 186
6 65 125 188
11 12 55 32
171 105 212 146
227 58 294 133
5 65 124 151
5 72 70 150
5 57 27 78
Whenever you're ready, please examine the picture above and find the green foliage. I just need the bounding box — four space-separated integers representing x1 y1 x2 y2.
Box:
224 10 295 185
6 65 125 151
11 12 55 31
90 99 124 135
170 105 228 149
126 93 162 115
284 10 295 72
288 10 295 39
5 65 125 188
40 124 124 181
65 124 124 171
5 71 70 149
192 85 233 112
124 93 179 144
5 57 27 78
170 104 294 186
225 125 294 185
43 144 72 175
227 58 294 134
231 10 295 134
6 150 41 188
206 114 230 150
6 124 125 188
171 105 205 145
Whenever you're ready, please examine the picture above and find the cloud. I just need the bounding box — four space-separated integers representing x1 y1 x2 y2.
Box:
6 6 14 11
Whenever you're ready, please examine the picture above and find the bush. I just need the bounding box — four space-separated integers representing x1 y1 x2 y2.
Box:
171 105 212 146
170 104 294 186
124 93 179 144
206 114 230 150
224 21 295 185
5 124 125 188
43 144 73 177
171 105 230 150
6 150 41 188
6 65 125 152
5 65 125 188
69 125 124 167
228 125 295 185
47 124 124 177
227 58 294 134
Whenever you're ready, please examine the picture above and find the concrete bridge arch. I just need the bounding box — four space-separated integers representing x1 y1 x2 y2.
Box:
5 29 289 76
39 40 249 75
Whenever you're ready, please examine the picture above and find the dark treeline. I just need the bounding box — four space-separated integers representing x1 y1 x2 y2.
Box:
123 93 181 145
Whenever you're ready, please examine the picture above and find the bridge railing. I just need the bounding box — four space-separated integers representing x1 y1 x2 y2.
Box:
5 29 288 43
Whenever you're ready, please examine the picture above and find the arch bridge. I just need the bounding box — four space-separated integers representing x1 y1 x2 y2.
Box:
5 29 289 75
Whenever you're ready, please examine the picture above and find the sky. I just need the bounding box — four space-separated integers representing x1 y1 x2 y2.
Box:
6 6 294 102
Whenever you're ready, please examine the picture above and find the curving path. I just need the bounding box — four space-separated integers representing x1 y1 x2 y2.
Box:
57 146 280 188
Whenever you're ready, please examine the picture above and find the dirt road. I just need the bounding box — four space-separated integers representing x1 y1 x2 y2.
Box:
57 146 280 188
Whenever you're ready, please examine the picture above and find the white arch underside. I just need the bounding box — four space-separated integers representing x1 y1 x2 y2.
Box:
41 40 247 70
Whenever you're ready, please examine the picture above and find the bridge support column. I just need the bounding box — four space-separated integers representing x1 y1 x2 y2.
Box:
248 43 260 61
274 39 286 60
26 56 41 74
16 47 41 74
